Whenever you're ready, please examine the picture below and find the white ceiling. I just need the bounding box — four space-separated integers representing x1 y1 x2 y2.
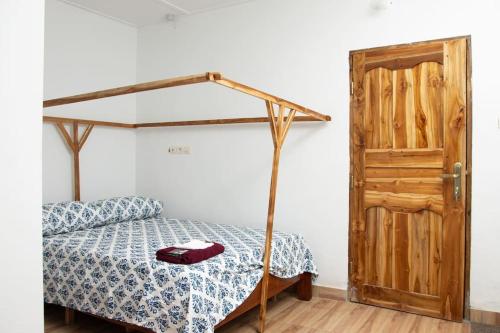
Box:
60 0 254 27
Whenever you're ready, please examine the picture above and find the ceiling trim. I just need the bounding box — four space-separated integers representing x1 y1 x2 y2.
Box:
187 0 254 15
154 0 190 15
57 0 138 27
56 0 256 28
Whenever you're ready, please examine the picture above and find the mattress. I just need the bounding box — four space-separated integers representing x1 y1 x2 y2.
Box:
43 217 317 333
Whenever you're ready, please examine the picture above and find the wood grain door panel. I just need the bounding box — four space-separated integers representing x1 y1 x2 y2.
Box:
349 38 468 321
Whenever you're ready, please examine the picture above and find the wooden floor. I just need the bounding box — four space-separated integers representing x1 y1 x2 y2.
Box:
45 294 471 333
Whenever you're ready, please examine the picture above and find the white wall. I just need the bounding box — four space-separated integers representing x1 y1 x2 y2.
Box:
136 0 500 312
43 0 137 203
0 0 44 332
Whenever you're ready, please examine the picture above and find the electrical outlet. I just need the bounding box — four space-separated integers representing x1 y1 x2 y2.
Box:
168 146 191 155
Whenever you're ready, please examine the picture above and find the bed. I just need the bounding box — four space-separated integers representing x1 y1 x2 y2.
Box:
43 196 317 333
43 72 330 331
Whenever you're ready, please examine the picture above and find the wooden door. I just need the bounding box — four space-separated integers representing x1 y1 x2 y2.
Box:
349 37 470 321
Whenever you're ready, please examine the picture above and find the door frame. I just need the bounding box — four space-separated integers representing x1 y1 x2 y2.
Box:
347 35 472 319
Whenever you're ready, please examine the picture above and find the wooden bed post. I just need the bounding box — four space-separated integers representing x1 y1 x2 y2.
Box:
72 122 80 201
259 101 296 333
64 308 75 325
54 121 94 201
55 121 93 324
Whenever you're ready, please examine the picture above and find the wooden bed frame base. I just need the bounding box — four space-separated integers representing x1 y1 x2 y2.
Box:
62 272 312 332
216 272 312 329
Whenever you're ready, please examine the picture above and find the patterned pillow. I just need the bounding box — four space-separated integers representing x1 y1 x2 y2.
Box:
96 196 163 225
42 196 163 236
42 200 102 237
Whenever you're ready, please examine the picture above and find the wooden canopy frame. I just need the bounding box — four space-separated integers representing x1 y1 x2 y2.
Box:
43 72 330 332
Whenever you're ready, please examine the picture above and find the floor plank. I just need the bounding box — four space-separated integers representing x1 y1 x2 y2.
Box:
45 294 471 333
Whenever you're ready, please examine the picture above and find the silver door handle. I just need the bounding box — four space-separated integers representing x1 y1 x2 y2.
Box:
441 173 459 179
441 162 462 200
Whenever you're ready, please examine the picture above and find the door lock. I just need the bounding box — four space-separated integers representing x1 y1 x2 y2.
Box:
441 162 462 201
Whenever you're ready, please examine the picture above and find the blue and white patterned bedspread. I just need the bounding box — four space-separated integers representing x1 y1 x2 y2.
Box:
43 218 317 333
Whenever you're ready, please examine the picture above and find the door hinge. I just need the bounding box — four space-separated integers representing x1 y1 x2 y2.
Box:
350 80 354 95
350 286 359 302
348 262 359 301
350 174 354 189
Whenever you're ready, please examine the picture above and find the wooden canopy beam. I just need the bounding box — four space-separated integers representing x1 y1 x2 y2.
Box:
44 116 135 128
212 74 328 121
44 115 326 128
43 73 211 108
135 115 322 128
43 72 331 122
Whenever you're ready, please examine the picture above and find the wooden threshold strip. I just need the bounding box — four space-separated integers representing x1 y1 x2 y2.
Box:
43 116 326 128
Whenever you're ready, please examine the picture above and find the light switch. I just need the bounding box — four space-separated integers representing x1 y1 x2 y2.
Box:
168 146 191 154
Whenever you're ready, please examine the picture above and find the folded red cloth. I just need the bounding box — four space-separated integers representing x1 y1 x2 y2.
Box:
156 242 225 264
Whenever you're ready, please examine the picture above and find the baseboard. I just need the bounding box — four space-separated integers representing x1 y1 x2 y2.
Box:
312 286 499 327
312 285 347 301
470 308 500 326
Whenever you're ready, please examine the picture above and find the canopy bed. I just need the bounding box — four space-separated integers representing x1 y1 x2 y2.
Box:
42 72 331 333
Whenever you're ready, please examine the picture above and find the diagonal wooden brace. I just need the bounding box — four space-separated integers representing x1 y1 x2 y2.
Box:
54 122 94 201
